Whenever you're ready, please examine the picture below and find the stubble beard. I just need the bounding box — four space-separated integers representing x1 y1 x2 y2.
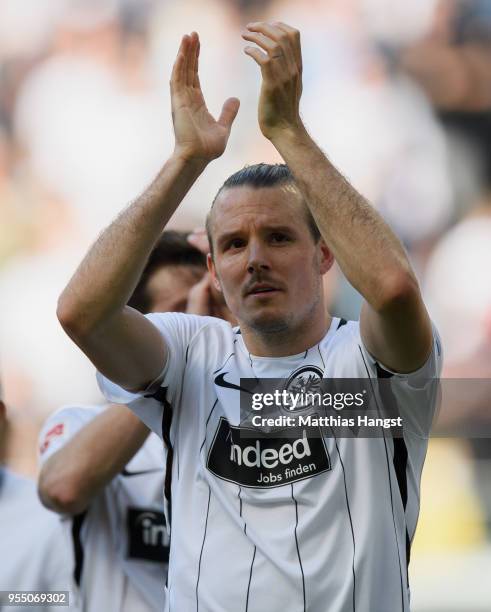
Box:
243 285 322 343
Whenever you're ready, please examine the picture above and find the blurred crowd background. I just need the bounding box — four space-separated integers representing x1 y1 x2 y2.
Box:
0 0 490 609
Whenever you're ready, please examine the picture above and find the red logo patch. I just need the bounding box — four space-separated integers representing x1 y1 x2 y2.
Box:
40 423 65 454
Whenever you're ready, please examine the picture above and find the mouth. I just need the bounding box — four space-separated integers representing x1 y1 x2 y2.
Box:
245 284 281 297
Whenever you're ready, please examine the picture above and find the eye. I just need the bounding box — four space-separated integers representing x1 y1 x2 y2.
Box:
226 238 246 250
270 232 290 243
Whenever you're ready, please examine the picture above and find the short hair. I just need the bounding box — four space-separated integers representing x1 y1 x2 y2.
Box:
206 163 321 254
128 231 206 313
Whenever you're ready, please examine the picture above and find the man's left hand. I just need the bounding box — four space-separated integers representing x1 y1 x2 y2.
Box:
242 22 304 141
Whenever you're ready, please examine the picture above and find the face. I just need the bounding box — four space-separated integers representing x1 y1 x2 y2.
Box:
208 185 333 335
146 264 205 312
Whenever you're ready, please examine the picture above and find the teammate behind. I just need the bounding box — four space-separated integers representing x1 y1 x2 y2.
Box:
0 381 72 610
38 232 211 612
57 23 442 611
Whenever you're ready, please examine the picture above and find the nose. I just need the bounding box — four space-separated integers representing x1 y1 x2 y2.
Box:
246 238 271 275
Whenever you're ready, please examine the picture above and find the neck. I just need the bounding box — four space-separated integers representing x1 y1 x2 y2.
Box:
240 310 332 357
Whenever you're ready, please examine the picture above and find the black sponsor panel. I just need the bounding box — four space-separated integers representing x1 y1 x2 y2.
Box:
127 507 169 562
207 417 331 488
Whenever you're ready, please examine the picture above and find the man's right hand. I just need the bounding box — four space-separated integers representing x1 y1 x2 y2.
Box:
171 32 240 163
58 32 238 394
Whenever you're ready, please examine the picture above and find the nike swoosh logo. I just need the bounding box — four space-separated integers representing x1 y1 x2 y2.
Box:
214 372 253 395
121 468 163 477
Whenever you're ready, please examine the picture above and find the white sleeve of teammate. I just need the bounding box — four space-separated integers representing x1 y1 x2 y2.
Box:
96 312 211 437
38 405 101 465
356 322 443 437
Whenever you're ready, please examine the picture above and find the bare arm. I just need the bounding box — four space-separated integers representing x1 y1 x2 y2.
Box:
400 42 491 112
58 32 239 391
243 21 432 373
38 406 150 515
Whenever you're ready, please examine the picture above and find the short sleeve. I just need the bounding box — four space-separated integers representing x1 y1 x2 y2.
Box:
357 323 443 437
96 312 213 437
359 322 443 380
38 405 102 464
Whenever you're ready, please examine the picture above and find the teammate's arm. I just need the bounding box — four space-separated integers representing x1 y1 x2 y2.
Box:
243 21 432 373
38 406 150 515
57 33 239 392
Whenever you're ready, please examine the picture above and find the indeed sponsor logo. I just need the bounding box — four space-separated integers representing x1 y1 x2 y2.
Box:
229 429 311 469
127 508 169 563
207 418 331 489
136 512 168 547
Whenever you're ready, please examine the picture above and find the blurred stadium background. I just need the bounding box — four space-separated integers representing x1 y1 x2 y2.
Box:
0 1 490 609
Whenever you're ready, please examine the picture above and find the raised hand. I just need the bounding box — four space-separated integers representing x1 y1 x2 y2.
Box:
186 229 237 325
186 228 210 255
242 22 303 141
171 32 240 163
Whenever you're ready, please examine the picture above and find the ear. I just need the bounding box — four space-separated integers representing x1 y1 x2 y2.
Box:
207 253 222 292
318 240 334 275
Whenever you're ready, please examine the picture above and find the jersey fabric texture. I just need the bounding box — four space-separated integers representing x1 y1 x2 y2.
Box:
98 313 443 612
38 404 169 612
0 468 72 611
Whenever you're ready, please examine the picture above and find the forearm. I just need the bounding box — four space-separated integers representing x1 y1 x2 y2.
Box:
58 153 207 336
272 127 417 310
39 406 150 514
58 32 238 391
399 43 490 110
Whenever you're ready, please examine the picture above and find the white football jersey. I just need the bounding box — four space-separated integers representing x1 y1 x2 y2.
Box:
38 405 169 612
0 468 73 610
98 313 443 612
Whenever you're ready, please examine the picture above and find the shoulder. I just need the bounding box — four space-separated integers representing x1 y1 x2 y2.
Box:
322 317 443 379
319 318 361 352
146 312 233 346
146 311 229 332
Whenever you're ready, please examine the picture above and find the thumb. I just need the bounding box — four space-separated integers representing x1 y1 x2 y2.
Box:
187 229 210 255
186 273 212 315
218 97 240 129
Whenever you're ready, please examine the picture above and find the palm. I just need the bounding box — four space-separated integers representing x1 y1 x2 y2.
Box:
171 33 239 162
173 93 229 161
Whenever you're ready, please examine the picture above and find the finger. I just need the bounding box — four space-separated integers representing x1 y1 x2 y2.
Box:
193 37 201 89
244 45 269 68
217 97 240 130
242 31 279 55
242 34 291 75
273 22 302 71
171 35 189 89
186 273 212 315
245 23 296 70
192 272 211 292
274 22 298 35
246 21 283 42
186 32 198 87
187 230 210 255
